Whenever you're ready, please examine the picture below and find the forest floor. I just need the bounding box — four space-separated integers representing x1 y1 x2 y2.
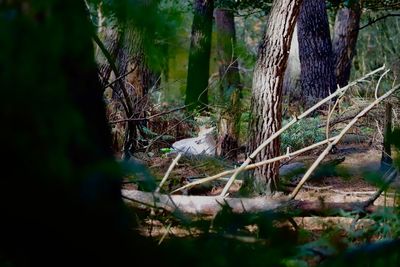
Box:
123 138 398 238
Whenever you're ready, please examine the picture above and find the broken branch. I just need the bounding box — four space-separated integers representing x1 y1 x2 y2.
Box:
289 84 400 199
171 136 337 194
220 66 386 197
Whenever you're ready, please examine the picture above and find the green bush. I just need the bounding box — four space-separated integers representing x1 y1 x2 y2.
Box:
281 117 326 152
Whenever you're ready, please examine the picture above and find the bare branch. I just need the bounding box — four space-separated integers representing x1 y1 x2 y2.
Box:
171 136 337 194
358 14 400 31
220 66 386 197
289 84 400 200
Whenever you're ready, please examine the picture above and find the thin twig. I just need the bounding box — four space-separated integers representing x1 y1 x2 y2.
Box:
103 68 136 90
110 106 187 124
358 14 400 31
156 153 182 193
289 84 400 200
220 66 385 197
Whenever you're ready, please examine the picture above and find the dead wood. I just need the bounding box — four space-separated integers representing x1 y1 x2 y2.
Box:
122 189 378 217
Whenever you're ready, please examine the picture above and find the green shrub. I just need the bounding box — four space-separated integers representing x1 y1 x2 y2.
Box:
281 117 326 152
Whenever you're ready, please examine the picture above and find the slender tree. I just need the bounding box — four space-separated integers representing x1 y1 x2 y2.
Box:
185 0 214 111
215 8 242 160
297 0 336 106
332 2 361 87
248 0 303 193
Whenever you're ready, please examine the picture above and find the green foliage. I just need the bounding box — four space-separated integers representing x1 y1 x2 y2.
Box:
352 10 400 89
281 117 326 152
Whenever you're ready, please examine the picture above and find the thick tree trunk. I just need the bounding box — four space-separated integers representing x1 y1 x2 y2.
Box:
248 0 303 194
215 8 241 160
116 25 158 157
297 0 336 107
0 1 132 265
97 22 121 88
185 0 214 111
332 3 361 87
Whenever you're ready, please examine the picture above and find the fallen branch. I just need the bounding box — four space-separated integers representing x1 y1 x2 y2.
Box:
122 189 377 216
289 84 400 199
171 136 337 194
220 66 385 197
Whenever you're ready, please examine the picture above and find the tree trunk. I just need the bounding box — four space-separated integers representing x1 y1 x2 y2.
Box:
96 20 121 88
332 3 361 87
215 8 241 160
112 25 158 158
185 0 214 111
297 0 336 107
248 0 303 194
0 1 132 265
381 102 393 172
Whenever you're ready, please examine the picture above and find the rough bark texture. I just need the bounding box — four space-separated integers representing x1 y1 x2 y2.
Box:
185 0 214 111
249 0 303 193
297 0 336 107
111 25 158 157
215 8 241 160
332 3 361 87
97 23 121 88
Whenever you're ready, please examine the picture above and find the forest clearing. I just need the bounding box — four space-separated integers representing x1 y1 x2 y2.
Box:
2 0 400 267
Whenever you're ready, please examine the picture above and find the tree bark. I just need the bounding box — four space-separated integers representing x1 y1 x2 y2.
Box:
96 20 121 88
248 0 303 194
297 0 336 107
116 26 150 157
185 0 214 111
332 3 361 87
215 8 241 160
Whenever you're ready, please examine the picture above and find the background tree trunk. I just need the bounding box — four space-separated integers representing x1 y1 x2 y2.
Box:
215 8 242 160
185 0 214 111
297 0 336 107
117 25 156 157
248 0 303 194
283 24 301 111
332 3 361 87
